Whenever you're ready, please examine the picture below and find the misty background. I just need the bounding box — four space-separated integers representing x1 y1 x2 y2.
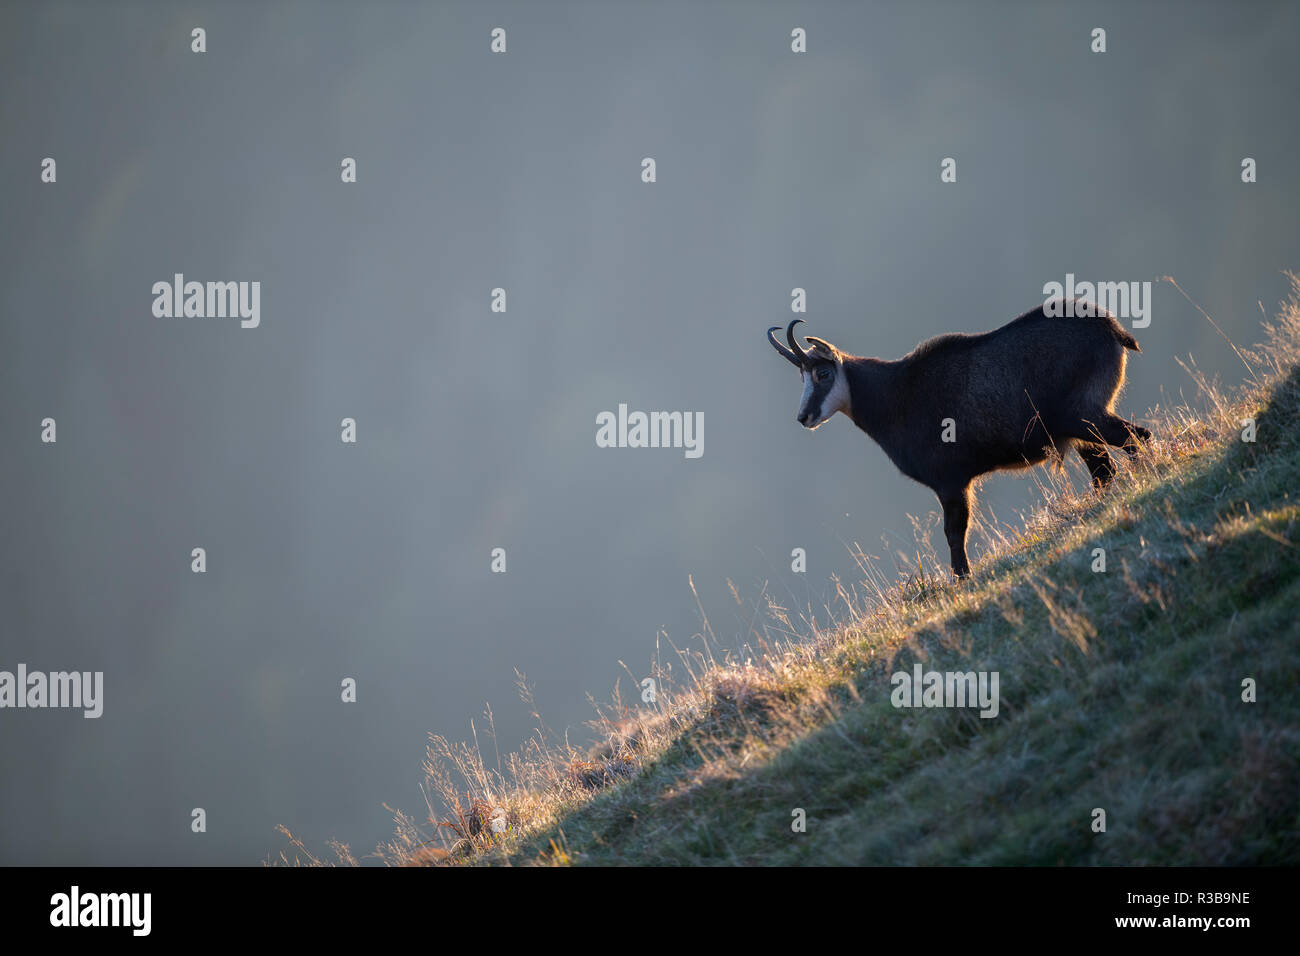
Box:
2 0 1298 864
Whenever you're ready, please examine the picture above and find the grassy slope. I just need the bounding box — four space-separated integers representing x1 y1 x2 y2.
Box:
354 287 1300 868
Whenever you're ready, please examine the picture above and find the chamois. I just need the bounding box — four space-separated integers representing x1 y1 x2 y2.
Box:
766 302 1150 577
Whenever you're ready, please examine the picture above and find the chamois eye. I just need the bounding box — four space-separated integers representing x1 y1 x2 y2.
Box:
816 368 832 382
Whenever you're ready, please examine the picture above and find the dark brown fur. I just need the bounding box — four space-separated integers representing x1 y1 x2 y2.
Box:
832 301 1149 576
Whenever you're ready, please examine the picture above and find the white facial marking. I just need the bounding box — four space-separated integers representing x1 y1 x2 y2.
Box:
824 369 851 420
798 370 816 422
798 366 851 429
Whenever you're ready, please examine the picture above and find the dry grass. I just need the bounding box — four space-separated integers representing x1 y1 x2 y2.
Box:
274 274 1300 867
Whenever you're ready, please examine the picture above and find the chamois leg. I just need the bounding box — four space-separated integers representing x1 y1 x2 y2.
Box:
939 486 973 578
1092 413 1151 456
1076 441 1116 489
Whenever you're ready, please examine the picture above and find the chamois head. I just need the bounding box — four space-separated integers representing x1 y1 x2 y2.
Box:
767 319 852 429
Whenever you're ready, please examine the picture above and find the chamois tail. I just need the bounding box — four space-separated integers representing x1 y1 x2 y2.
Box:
1112 324 1141 352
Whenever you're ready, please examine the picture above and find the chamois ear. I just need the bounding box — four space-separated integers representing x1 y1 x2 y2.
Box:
804 336 842 364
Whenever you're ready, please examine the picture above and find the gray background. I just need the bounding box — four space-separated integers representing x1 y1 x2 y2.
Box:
2 0 1298 864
